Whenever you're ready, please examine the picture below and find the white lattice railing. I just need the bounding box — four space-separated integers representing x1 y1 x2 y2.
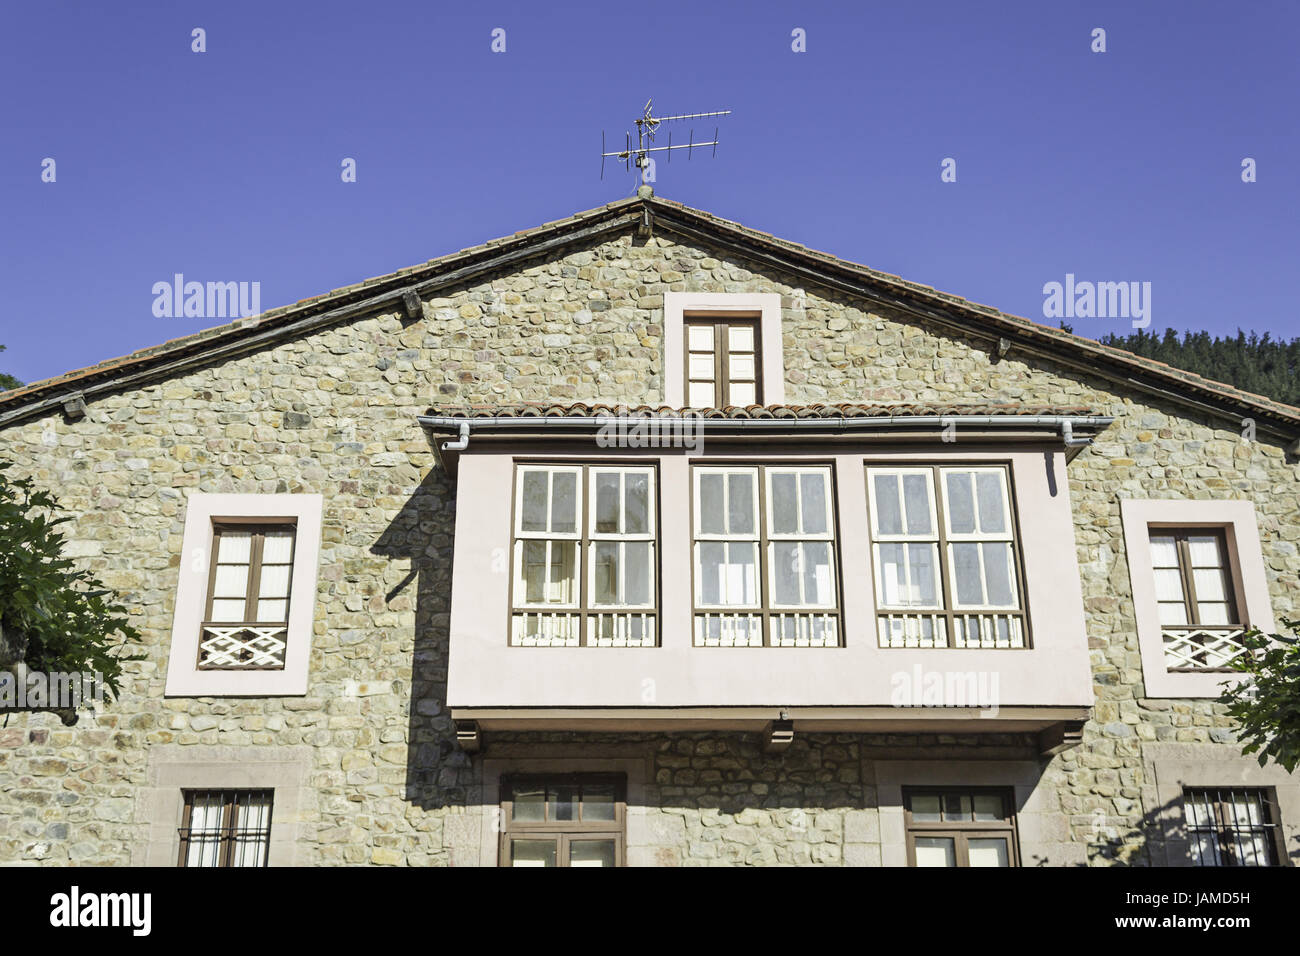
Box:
511 612 581 647
771 612 839 647
694 612 763 647
198 624 288 669
1163 626 1248 670
877 612 1025 648
693 612 838 647
588 612 656 647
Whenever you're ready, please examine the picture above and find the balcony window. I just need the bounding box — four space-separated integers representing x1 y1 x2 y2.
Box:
1150 529 1246 671
199 525 296 669
511 464 657 646
692 464 839 646
867 465 1027 648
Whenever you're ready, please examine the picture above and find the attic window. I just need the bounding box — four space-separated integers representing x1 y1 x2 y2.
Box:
664 293 784 407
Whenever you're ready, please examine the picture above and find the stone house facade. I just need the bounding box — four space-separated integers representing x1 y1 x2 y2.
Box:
0 191 1297 867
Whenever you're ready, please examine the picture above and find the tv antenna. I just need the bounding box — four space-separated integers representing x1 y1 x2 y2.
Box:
601 98 731 181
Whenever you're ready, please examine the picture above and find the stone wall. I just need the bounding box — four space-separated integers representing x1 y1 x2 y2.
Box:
0 228 1296 865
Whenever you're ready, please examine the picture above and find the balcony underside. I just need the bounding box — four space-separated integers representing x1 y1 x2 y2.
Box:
450 705 1089 736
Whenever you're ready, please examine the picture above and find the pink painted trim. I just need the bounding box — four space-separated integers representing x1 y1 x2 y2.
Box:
1119 498 1274 699
163 493 323 697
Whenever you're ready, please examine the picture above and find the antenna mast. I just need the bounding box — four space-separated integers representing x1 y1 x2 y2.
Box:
601 98 731 181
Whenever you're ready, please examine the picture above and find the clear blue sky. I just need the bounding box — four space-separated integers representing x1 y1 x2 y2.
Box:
2 0 1297 386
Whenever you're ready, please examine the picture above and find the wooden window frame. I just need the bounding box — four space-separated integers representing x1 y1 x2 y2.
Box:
1149 527 1242 628
866 462 1031 649
1183 787 1281 867
903 787 1020 867
508 463 661 647
177 788 274 868
683 314 762 408
498 773 627 867
689 462 843 647
198 522 297 670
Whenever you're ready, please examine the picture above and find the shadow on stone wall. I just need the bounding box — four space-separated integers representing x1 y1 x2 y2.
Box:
372 468 471 812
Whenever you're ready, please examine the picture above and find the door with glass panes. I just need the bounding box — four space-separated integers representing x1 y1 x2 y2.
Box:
500 775 625 866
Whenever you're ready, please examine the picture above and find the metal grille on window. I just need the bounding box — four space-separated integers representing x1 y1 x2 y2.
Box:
1184 788 1278 866
178 789 273 867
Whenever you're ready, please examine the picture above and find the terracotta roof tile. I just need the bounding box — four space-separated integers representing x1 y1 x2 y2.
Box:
427 402 1099 420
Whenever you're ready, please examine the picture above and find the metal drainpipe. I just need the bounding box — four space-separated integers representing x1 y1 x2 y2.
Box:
441 422 470 452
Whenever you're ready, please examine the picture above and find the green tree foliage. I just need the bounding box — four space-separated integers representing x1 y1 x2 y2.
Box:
0 464 140 698
1219 619 1300 773
1071 326 1300 407
0 345 20 392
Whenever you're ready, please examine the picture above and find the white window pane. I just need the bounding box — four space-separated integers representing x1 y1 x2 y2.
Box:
520 471 549 533
945 471 976 535
1188 536 1224 568
570 841 617 867
972 794 1003 821
728 473 755 535
1153 568 1186 602
873 474 902 535
1185 792 1213 827
1149 536 1179 567
728 382 756 406
903 473 932 535
773 542 800 605
699 473 725 534
699 542 757 606
729 354 755 380
914 837 956 867
688 353 715 379
511 840 556 867
624 472 650 535
687 325 713 350
1192 568 1226 602
210 598 246 622
727 325 753 351
800 472 828 535
1197 602 1230 626
1157 602 1188 626
594 471 620 534
261 532 293 563
982 542 1015 606
593 541 618 604
771 473 798 534
908 544 938 605
975 472 1007 534
258 565 291 599
213 564 249 597
688 381 716 407
624 541 652 605
802 540 833 605
951 542 984 605
550 472 577 534
256 599 287 622
217 532 251 562
968 838 1009 867
910 795 942 822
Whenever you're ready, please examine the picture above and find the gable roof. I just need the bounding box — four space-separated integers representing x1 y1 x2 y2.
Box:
2 194 1298 444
